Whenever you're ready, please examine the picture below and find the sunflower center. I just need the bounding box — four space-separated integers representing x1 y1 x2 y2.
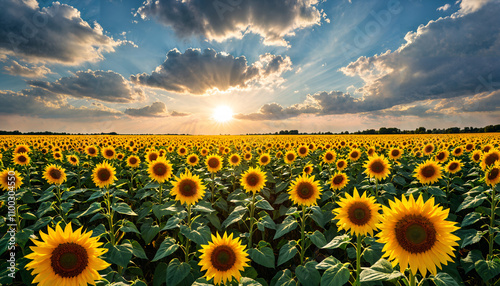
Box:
449 162 459 171
180 180 196 197
488 168 499 180
287 154 295 161
153 163 167 176
333 175 344 185
424 146 433 153
231 156 239 163
260 156 269 163
49 168 62 180
338 161 345 168
50 242 89 278
395 214 436 254
70 157 77 162
391 150 400 157
347 202 371 226
97 168 111 181
105 150 114 157
18 156 27 163
129 157 137 164
180 148 186 154
466 144 473 150
88 148 96 154
149 154 158 162
17 147 27 153
370 161 385 174
211 245 236 271
421 165 436 178
454 148 462 155
436 152 445 160
208 158 220 168
485 153 499 167
325 153 334 161
351 151 359 158
299 147 307 154
246 174 259 187
297 182 314 199
473 154 480 161
189 156 197 163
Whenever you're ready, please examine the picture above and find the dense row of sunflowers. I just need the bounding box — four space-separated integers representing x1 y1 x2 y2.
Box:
0 134 499 286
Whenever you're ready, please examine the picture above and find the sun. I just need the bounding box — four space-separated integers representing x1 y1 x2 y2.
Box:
213 106 233 123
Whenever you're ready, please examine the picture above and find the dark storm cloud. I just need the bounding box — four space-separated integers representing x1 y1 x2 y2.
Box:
130 48 292 95
28 70 144 103
0 0 122 64
136 0 326 46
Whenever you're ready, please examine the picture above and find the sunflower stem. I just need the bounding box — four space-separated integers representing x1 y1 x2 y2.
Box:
488 185 497 261
299 206 307 265
105 187 116 246
355 234 362 286
185 204 192 262
210 172 215 204
248 193 256 249
55 185 67 223
25 165 31 189
375 180 379 200
409 271 416 286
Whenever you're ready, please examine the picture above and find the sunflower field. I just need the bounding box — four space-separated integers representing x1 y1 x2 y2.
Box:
1 134 500 286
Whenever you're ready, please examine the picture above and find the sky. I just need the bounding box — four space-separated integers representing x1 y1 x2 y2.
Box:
0 0 499 135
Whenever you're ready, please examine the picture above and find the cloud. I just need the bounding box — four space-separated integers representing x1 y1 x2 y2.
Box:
170 110 190 117
136 0 326 46
28 70 144 103
0 89 122 119
3 60 52 78
124 101 168 117
0 0 123 65
437 4 451 11
131 48 292 95
457 0 499 14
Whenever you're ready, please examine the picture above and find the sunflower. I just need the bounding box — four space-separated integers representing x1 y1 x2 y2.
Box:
199 232 250 285
0 169 23 191
481 149 500 170
445 159 461 174
25 223 110 286
258 153 271 166
367 147 376 157
422 143 435 155
177 146 188 156
170 169 205 205
333 187 381 237
471 150 482 163
434 150 449 163
145 150 160 163
243 152 252 161
240 167 267 194
297 146 309 158
284 151 297 164
465 143 475 152
101 146 115 160
363 154 391 181
452 146 463 157
43 164 67 185
228 154 241 166
336 159 348 171
206 154 223 173
85 146 98 157
330 172 349 191
14 144 31 154
126 155 141 168
148 157 173 183
67 155 79 166
322 150 336 164
288 173 322 207
116 153 124 160
413 160 442 185
377 194 460 277
186 154 199 167
13 152 30 166
485 162 500 187
349 148 362 161
53 151 63 161
201 148 209 156
388 148 403 160
92 161 117 188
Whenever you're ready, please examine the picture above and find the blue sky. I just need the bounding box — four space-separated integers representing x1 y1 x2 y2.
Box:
0 0 498 134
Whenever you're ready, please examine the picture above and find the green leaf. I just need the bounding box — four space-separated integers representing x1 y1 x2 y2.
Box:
456 194 486 212
140 220 160 245
316 256 342 270
275 269 295 286
105 243 133 268
77 202 102 218
152 237 179 261
360 258 404 282
456 229 485 248
431 272 460 286
274 193 289 204
475 258 500 281
37 185 56 202
428 186 446 197
273 216 298 240
166 258 191 286
192 201 215 213
311 206 334 229
163 216 182 230
179 224 211 245
393 176 406 186
461 212 482 227
112 202 137 216
277 240 298 266
239 277 263 286
322 234 351 249
308 231 327 248
120 220 141 234
256 199 274 211
296 261 320 286
320 263 350 286
461 249 483 274
123 239 148 260
153 263 168 286
248 247 275 268
257 211 276 231
222 206 247 228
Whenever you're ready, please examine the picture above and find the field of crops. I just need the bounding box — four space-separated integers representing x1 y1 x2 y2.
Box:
1 134 499 286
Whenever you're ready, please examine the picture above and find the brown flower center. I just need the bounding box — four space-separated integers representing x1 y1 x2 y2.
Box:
351 151 359 159
421 165 436 178
395 214 436 254
148 153 158 162
17 147 28 153
129 157 138 165
325 153 334 161
391 150 400 157
347 202 371 226
49 168 62 180
211 245 236 271
369 160 385 174
299 147 307 155
70 157 77 163
287 153 295 161
189 156 197 163
97 168 111 181
436 152 445 160
88 148 96 155
424 145 433 153
18 155 27 163
488 168 499 181
208 157 220 168
332 175 344 185
105 150 114 157
231 156 239 164
246 174 260 187
448 162 459 171
296 182 314 200
50 243 89 278
260 156 269 163
337 161 345 168
466 144 473 151
153 163 168 176
454 148 462 155
485 153 499 167
473 153 480 161
179 179 197 197
484 146 491 153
